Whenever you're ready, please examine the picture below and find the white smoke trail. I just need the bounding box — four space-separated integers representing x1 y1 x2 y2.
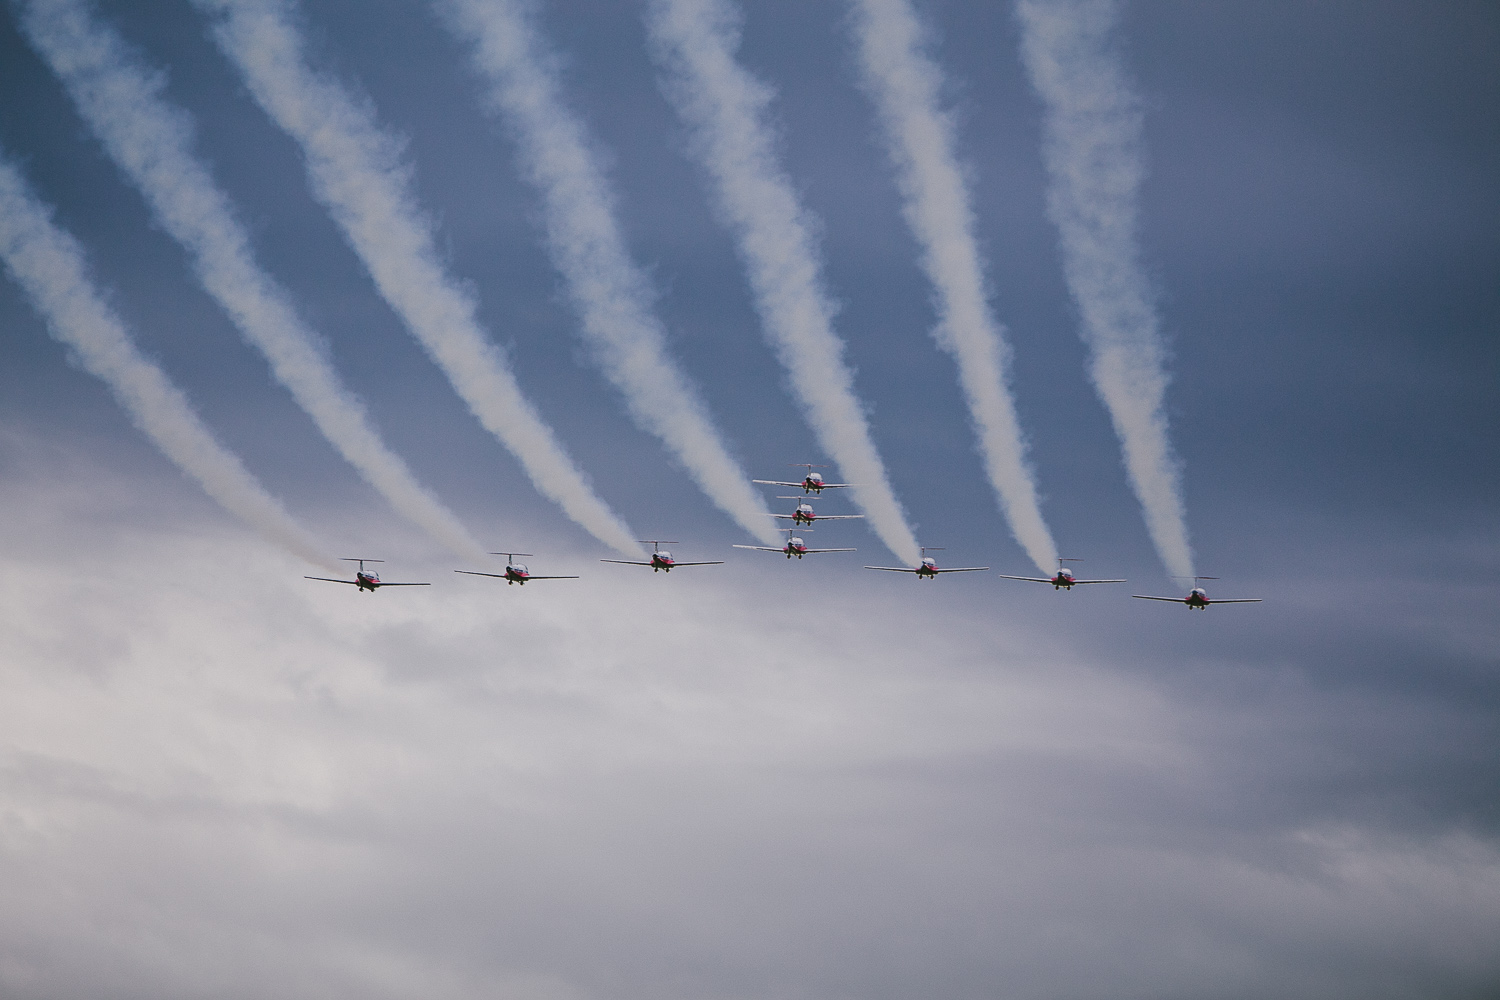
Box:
1015 0 1194 580
646 0 920 566
847 0 1057 574
432 0 779 547
19 0 488 563
0 156 337 571
192 0 642 557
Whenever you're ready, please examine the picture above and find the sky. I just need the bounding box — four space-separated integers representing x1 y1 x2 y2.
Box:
0 0 1497 997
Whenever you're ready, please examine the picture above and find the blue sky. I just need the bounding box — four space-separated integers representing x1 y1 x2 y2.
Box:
0 1 1497 996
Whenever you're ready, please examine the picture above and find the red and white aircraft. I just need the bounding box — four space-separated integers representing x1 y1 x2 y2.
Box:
734 529 855 560
998 558 1125 591
770 497 864 526
1133 577 1262 610
456 552 579 586
753 463 855 495
305 558 430 592
866 547 988 580
601 540 724 573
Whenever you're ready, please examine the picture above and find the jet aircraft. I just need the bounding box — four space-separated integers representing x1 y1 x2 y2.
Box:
771 498 864 526
997 558 1125 590
734 529 855 559
753 463 855 495
1133 577 1262 610
601 541 724 573
866 547 988 580
305 558 430 592
456 552 579 585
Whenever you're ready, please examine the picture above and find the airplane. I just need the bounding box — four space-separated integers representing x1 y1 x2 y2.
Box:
733 529 856 560
601 540 724 573
866 547 988 580
305 558 430 592
455 552 579 586
753 463 855 495
997 558 1126 590
1132 577 1262 610
770 497 865 526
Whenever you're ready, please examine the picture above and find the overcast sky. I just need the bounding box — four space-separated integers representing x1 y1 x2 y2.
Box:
1 1 1497 997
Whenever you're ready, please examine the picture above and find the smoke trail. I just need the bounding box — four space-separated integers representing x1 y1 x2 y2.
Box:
432 0 779 547
847 0 1057 574
1015 0 1194 580
19 0 488 563
0 155 336 571
646 0 920 566
192 0 642 558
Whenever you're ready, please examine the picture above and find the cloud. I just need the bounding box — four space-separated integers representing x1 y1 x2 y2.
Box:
0 438 1496 998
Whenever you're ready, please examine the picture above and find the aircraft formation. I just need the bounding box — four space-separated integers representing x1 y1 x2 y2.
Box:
1 2 1218 614
305 465 1262 608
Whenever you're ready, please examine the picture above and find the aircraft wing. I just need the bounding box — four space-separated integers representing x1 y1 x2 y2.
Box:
752 479 855 489
865 566 915 572
934 566 988 573
670 561 725 567
1072 579 1127 584
374 582 430 586
995 574 1052 583
1131 595 1184 602
732 545 783 552
600 559 653 566
1207 598 1262 604
804 547 856 554
812 514 864 520
456 570 578 580
304 575 358 585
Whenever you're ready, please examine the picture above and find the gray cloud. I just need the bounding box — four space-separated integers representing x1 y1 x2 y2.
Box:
0 442 1496 999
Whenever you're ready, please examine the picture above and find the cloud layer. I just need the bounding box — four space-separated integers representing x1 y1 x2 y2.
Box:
0 443 1496 999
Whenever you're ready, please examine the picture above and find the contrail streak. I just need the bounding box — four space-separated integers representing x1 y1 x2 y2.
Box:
647 0 920 565
847 0 1057 574
432 0 779 546
1015 0 1194 579
0 155 336 571
192 0 642 557
19 0 488 563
